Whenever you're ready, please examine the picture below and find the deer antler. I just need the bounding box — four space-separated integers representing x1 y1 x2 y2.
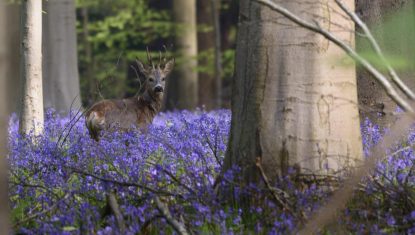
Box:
146 47 155 69
158 51 162 67
162 45 169 64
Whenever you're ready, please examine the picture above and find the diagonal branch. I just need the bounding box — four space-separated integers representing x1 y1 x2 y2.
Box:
255 157 300 220
154 196 189 235
255 0 414 113
107 191 126 233
334 0 415 100
298 113 414 234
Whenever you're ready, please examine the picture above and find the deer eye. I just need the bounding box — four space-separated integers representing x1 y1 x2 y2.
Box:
162 78 165 81
149 78 154 82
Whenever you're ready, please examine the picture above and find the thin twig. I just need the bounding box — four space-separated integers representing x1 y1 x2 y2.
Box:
13 194 69 228
334 0 415 100
67 166 179 198
255 157 302 221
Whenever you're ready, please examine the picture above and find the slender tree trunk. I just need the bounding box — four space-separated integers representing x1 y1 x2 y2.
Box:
81 6 96 106
43 0 81 112
20 0 44 135
222 0 362 206
197 0 216 109
211 0 222 109
356 0 415 126
167 0 198 109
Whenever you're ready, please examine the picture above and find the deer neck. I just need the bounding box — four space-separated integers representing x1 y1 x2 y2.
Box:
140 90 163 113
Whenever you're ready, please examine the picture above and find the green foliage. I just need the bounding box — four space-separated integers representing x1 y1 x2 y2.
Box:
76 0 174 102
77 0 237 106
357 6 415 73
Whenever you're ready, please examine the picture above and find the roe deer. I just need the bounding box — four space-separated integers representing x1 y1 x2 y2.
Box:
86 50 174 140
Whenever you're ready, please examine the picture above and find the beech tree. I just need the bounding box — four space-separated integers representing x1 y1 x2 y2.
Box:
19 0 44 135
221 0 363 205
167 0 198 109
43 0 81 112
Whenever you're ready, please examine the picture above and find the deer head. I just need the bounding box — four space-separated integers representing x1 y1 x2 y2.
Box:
136 48 175 99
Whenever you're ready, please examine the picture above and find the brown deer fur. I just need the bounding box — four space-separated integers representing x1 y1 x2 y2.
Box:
86 52 174 141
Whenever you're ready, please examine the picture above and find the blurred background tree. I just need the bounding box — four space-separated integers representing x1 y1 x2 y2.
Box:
356 0 415 126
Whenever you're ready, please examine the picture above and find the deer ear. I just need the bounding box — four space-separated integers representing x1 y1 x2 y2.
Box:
136 58 148 75
163 59 175 75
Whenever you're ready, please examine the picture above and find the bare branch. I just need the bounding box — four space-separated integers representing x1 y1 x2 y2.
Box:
334 0 415 100
255 0 414 113
154 196 189 235
13 194 70 228
107 191 126 233
255 157 303 221
68 167 179 197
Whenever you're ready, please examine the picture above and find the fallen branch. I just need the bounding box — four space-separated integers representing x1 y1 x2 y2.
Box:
255 157 304 221
107 191 126 233
154 196 189 235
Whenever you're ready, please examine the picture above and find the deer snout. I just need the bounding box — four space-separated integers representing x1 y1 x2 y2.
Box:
154 85 164 93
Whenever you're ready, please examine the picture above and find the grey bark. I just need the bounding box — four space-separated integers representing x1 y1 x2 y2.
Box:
0 2 19 233
167 0 198 109
356 0 415 126
20 0 44 135
222 0 363 204
43 0 81 112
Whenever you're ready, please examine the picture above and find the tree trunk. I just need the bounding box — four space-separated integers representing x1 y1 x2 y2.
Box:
43 0 81 112
0 1 19 232
81 6 96 107
211 0 222 109
356 0 415 126
197 0 222 110
167 0 198 109
20 0 44 135
197 0 216 109
222 0 363 205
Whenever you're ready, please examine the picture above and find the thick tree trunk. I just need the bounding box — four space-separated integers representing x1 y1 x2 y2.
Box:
43 0 81 112
167 0 198 109
20 0 44 135
356 0 415 126
222 0 363 203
